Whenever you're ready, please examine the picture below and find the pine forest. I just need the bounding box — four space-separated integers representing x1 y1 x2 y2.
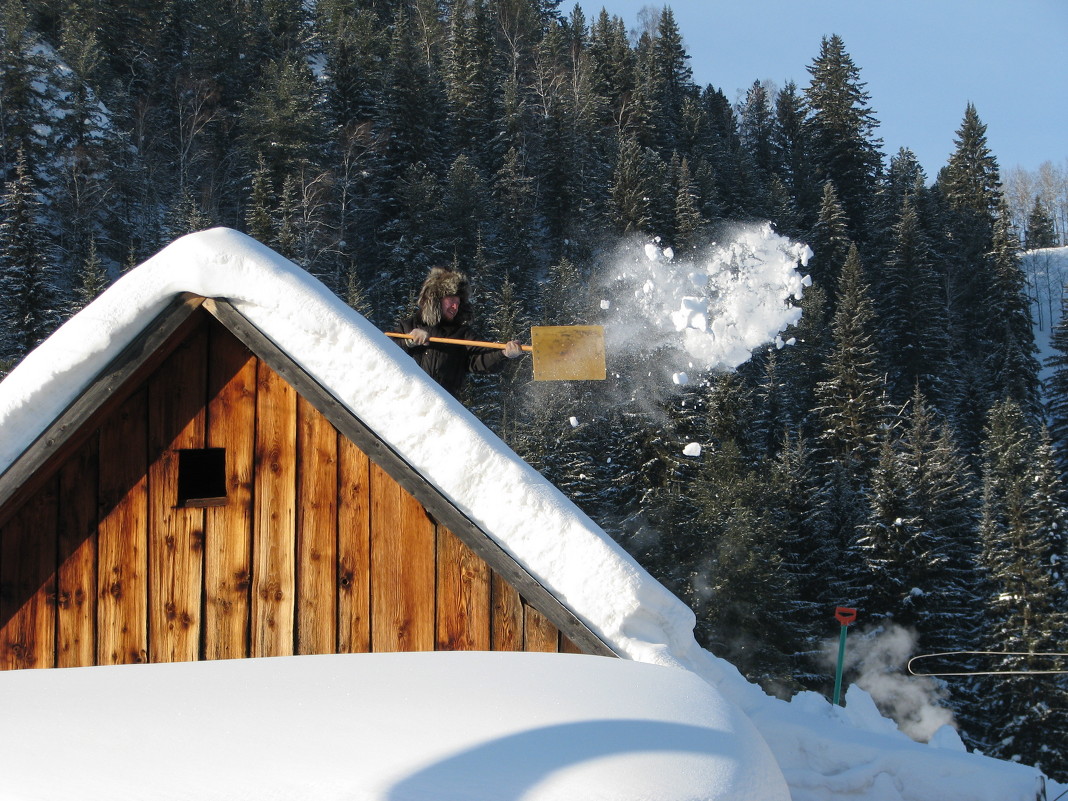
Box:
0 0 1066 780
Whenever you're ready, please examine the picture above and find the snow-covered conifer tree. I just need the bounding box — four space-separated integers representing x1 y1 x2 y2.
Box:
803 35 882 239
974 398 1068 777
0 149 57 362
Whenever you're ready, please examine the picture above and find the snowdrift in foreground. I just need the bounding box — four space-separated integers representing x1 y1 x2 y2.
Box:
0 652 788 801
0 229 1056 801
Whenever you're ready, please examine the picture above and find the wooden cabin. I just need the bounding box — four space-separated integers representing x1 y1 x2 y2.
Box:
0 291 615 671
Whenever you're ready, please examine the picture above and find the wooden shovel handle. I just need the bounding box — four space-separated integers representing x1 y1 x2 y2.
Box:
386 331 534 352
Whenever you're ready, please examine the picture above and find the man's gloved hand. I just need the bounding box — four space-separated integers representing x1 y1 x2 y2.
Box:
503 340 524 359
408 328 429 346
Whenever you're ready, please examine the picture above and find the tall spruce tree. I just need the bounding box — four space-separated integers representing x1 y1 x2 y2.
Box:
445 0 501 168
378 161 446 316
673 156 704 252
857 388 980 650
767 430 826 685
438 153 492 272
0 0 46 179
738 80 776 219
492 147 537 270
610 134 655 234
856 424 920 620
645 6 692 155
316 0 386 131
771 80 818 237
899 389 981 654
1024 194 1058 250
878 196 951 407
587 10 635 132
940 104 1003 221
697 85 750 220
814 243 886 464
692 435 800 689
372 3 447 234
69 235 108 314
246 153 275 244
878 148 926 227
0 149 57 361
529 15 590 249
239 52 330 190
985 207 1041 414
807 181 851 297
867 148 925 279
975 398 1068 777
812 243 886 604
558 6 615 249
51 12 111 272
933 104 1033 442
936 104 1003 334
803 34 883 239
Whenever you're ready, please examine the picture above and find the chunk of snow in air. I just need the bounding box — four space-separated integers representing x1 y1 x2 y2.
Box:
605 224 810 373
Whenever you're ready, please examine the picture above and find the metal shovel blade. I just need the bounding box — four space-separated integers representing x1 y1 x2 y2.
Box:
530 325 606 381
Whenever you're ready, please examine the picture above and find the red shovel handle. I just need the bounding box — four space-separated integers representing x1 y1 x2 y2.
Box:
835 607 857 626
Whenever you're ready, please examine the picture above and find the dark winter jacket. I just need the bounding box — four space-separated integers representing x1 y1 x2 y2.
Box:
393 268 508 397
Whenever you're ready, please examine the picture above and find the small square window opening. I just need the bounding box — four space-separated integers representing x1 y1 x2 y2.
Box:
177 448 228 507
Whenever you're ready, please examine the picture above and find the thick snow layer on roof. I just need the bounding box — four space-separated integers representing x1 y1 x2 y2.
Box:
0 651 790 801
0 227 707 673
0 229 1054 801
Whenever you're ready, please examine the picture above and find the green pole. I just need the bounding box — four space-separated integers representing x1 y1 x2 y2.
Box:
832 623 849 706
831 607 857 707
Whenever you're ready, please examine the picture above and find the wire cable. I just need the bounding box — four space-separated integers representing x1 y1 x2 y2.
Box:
907 650 1068 677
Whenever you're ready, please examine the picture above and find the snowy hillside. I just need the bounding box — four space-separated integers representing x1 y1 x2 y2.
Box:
1026 245 1068 388
0 230 1061 801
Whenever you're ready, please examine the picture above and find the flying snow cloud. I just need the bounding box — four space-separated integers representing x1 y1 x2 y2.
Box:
597 222 812 379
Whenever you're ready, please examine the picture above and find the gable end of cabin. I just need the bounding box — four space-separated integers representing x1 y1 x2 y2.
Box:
0 298 614 669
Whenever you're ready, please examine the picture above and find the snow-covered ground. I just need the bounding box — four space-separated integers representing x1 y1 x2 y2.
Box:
0 229 1060 800
0 652 789 801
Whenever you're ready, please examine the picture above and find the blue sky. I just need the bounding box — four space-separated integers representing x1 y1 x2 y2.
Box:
592 1 1067 179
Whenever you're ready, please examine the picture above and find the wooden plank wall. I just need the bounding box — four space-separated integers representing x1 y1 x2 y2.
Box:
0 314 584 669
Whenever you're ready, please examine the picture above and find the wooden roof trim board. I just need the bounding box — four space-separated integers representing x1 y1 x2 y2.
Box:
200 297 618 659
0 293 206 528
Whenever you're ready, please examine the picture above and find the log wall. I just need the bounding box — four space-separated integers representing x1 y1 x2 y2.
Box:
0 313 583 669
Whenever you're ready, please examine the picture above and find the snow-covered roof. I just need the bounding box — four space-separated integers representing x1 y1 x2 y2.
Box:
0 227 711 671
0 229 1055 801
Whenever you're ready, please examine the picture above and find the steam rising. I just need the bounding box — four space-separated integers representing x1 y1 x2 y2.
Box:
822 623 957 743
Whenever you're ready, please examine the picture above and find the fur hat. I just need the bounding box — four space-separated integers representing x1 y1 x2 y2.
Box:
417 267 470 327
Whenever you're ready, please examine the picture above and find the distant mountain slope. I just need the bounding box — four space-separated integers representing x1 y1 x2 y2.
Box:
1025 246 1068 389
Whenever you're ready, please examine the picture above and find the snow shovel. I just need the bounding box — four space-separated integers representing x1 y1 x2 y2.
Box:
386 325 606 381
